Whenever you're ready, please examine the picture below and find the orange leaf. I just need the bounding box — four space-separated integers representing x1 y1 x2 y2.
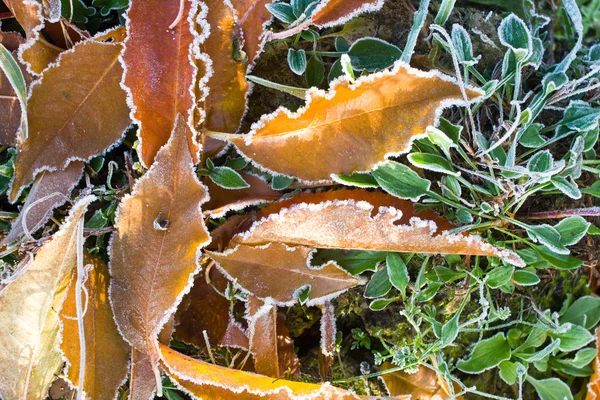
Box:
2 161 84 245
231 0 274 64
310 0 385 28
380 362 461 399
175 267 249 350
221 62 482 182
122 0 200 167
247 296 299 378
202 172 280 217
60 253 130 400
0 195 95 400
109 115 210 386
207 242 361 305
586 331 600 400
9 38 130 202
232 190 524 266
207 213 256 251
160 344 404 400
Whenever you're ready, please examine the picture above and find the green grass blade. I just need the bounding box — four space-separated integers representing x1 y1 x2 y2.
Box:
400 0 430 63
434 0 456 25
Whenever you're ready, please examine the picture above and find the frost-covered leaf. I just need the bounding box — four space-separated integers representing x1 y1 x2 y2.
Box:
0 43 27 145
202 172 280 217
457 333 511 374
222 62 482 183
527 377 573 400
555 216 590 246
60 253 130 400
551 324 594 352
309 0 385 29
121 0 199 167
560 296 600 329
0 195 94 400
130 349 157 400
498 14 532 59
562 101 600 132
109 116 210 386
380 362 459 399
373 161 431 201
247 296 299 378
175 267 249 350
587 334 600 399
318 302 336 379
232 190 524 266
160 344 390 399
287 49 307 75
10 39 130 202
207 242 360 306
2 161 84 245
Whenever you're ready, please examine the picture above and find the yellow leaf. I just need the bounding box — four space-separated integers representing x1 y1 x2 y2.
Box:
207 242 361 305
220 62 482 182
0 195 95 400
10 39 130 202
160 344 403 400
232 190 524 266
109 115 210 388
122 0 200 167
60 253 130 400
380 362 462 399
311 0 385 28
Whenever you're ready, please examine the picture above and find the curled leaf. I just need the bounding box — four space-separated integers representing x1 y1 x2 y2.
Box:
380 362 461 399
109 116 210 383
10 39 130 202
232 190 524 266
0 195 95 400
122 0 200 166
160 344 400 399
310 0 385 28
60 253 130 400
3 161 84 245
207 242 361 306
222 62 482 182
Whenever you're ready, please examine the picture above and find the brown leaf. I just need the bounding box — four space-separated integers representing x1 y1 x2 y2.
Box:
310 0 385 28
9 39 130 202
207 242 361 305
60 253 130 400
380 362 461 400
221 62 482 182
41 0 61 23
130 349 157 400
247 296 299 379
203 172 280 217
318 302 336 380
207 214 255 251
175 266 249 350
0 195 95 400
160 344 400 400
230 0 273 64
122 0 200 167
0 42 31 146
586 331 600 400
109 116 210 386
232 190 524 266
3 161 84 245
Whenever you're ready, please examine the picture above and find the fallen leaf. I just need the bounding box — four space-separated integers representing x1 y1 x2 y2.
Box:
586 331 600 400
230 0 273 64
0 195 95 400
380 362 461 399
2 161 84 245
175 266 249 350
122 0 200 167
207 213 256 251
9 38 130 202
247 296 299 378
160 344 403 399
203 172 280 217
41 0 61 22
0 37 31 146
60 253 130 400
318 302 336 380
207 242 361 305
130 349 157 400
220 62 481 182
109 116 210 387
232 190 524 266
310 0 385 28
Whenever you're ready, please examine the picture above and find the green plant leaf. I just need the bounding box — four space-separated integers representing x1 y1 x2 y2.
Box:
364 266 392 298
534 245 582 270
267 2 296 23
407 153 458 176
486 265 515 289
551 176 581 200
551 324 594 352
348 37 401 72
554 216 590 246
287 49 307 75
331 173 378 188
271 175 294 190
562 100 600 132
372 161 431 201
526 225 569 254
560 296 600 329
305 56 324 87
311 250 386 276
0 44 27 142
498 14 531 59
457 333 512 374
526 377 573 400
369 297 396 311
207 167 250 189
513 270 540 286
386 253 409 298
451 24 477 65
